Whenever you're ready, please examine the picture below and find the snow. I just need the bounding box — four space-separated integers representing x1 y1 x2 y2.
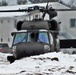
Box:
0 52 76 75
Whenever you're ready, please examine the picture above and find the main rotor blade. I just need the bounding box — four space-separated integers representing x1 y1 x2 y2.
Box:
56 9 76 11
0 6 44 12
46 2 48 9
0 9 28 12
42 12 46 19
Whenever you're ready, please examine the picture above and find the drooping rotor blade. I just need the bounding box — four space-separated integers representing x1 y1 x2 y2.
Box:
56 9 76 11
42 2 49 19
46 2 49 9
42 12 46 19
0 9 28 12
0 6 45 12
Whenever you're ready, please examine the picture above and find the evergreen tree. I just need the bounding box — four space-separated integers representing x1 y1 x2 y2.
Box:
1 0 8 6
17 0 27 5
0 2 2 6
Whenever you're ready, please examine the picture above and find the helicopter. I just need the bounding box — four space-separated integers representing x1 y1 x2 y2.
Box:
4 3 60 63
0 2 75 63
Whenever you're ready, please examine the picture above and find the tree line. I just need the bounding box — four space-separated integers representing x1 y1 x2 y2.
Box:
0 0 59 6
29 0 59 3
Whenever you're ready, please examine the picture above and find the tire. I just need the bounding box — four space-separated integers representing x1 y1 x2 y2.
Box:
7 56 15 63
72 51 76 54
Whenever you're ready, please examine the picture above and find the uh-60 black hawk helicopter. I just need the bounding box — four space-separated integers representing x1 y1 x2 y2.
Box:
1 2 76 63
0 3 62 63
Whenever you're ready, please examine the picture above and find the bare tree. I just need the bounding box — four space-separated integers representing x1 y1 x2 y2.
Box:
68 0 75 8
59 0 76 8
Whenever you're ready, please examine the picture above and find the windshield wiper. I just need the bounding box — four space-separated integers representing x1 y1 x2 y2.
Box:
38 39 44 43
38 39 49 44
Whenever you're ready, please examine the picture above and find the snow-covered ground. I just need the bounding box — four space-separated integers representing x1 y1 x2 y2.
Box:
0 52 76 75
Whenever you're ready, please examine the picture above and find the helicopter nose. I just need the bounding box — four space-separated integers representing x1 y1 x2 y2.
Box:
15 43 46 59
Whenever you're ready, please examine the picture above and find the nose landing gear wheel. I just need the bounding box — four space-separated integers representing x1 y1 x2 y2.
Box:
7 56 15 63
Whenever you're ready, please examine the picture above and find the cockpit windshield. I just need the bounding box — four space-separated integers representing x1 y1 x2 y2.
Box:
13 33 27 45
38 32 49 44
13 31 49 45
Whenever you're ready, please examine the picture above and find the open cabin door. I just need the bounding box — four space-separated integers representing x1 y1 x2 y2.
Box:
60 39 76 48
